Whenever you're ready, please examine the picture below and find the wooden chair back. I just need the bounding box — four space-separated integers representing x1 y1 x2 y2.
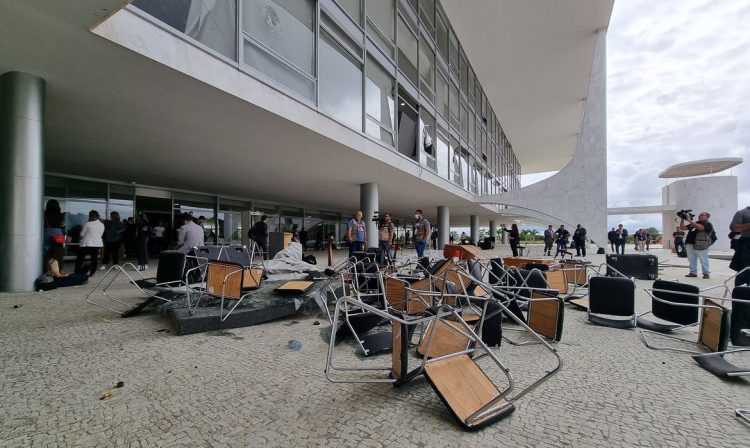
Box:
206 261 243 300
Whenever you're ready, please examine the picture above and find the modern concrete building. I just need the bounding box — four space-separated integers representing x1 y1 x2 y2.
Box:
0 0 614 291
608 158 742 251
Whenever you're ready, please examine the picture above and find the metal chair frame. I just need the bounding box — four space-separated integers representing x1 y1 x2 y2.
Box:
639 287 734 354
325 295 563 428
85 256 188 315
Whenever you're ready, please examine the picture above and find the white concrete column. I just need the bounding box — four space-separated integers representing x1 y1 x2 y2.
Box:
0 72 45 292
437 206 450 248
470 215 479 243
489 220 497 241
360 183 378 249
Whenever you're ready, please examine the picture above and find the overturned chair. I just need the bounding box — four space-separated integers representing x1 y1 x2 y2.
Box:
584 276 637 329
638 280 730 354
187 259 264 321
86 250 187 316
690 287 750 377
325 294 563 430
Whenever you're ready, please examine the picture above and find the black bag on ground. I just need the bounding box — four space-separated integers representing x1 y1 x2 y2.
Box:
302 254 317 265
36 274 57 291
606 254 658 280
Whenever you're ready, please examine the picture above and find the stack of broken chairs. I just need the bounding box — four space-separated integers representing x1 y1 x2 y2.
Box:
324 254 564 430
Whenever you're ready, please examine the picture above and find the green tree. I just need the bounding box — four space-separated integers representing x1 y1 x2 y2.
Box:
520 229 543 242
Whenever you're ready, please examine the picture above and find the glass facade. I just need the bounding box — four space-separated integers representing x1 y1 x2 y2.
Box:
131 0 521 195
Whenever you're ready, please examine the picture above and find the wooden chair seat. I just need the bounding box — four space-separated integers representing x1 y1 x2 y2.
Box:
528 298 564 341
568 297 589 310
417 320 473 358
698 299 730 352
424 354 515 429
545 270 568 294
242 268 264 289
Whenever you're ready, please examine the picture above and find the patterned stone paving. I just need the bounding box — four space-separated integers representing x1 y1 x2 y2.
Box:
0 248 748 447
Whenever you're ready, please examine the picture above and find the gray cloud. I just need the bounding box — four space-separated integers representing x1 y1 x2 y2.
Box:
606 0 750 231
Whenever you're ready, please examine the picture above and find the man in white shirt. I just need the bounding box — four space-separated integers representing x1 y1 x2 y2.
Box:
175 213 205 253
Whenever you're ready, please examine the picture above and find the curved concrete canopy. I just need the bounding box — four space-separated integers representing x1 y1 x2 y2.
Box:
0 0 612 224
442 0 614 174
658 158 743 178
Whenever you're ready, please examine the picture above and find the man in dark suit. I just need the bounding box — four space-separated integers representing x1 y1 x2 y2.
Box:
573 224 587 257
614 224 628 254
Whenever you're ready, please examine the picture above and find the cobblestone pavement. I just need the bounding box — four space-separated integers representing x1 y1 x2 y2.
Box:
1 248 748 447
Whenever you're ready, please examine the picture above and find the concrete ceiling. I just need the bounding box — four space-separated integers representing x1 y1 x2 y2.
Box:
442 0 614 174
0 0 612 224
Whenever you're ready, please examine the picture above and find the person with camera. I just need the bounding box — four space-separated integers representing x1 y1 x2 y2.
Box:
679 210 714 279
347 210 367 257
729 205 750 286
377 213 395 264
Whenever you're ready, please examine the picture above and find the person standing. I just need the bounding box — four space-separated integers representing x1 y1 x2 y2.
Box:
152 221 167 255
377 213 395 264
413 209 431 258
607 228 617 253
680 211 714 279
635 229 646 252
614 224 628 254
298 227 308 252
573 224 587 257
347 210 367 256
430 228 439 250
43 199 64 257
729 206 750 286
75 210 105 276
645 230 651 251
554 225 570 258
135 212 150 271
249 215 269 259
672 226 686 256
544 225 554 256
100 211 125 270
175 213 205 254
503 224 520 257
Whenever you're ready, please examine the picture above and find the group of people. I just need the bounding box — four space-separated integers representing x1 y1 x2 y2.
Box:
41 199 210 288
344 209 432 262
539 224 587 258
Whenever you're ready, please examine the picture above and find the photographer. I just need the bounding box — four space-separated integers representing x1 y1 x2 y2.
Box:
678 210 713 279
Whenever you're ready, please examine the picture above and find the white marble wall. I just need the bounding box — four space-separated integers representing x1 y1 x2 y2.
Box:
477 28 609 250
661 176 737 250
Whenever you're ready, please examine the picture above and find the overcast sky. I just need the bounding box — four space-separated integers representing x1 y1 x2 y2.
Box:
522 0 750 233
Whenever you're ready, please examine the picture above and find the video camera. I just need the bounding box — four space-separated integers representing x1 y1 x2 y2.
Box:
676 209 695 220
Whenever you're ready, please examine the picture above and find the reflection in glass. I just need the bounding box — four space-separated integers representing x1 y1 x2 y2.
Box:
397 15 418 86
436 134 449 178
449 81 459 128
242 0 315 74
436 72 449 118
450 138 462 186
132 0 237 60
243 41 315 100
338 0 361 24
319 30 363 131
419 110 436 170
419 35 435 92
366 0 394 40
397 90 419 159
448 28 459 78
365 58 395 145
420 0 435 32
